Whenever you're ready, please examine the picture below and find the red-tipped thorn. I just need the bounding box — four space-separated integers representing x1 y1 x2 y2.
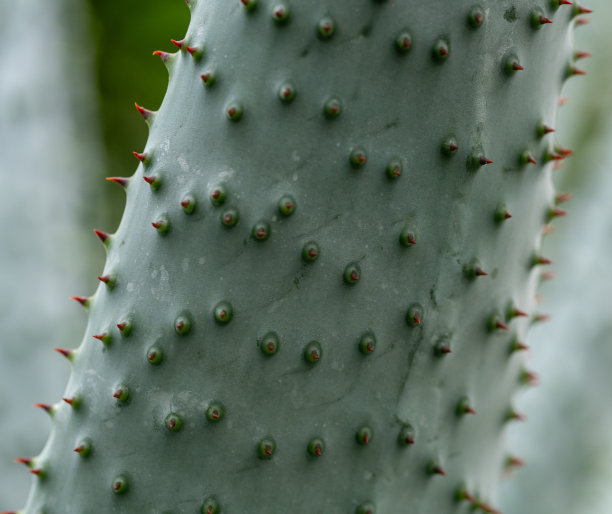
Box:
558 0 573 4
74 444 87 454
53 348 73 360
170 38 183 49
133 151 148 163
479 156 494 165
542 124 555 134
549 207 567 219
98 275 111 284
15 457 32 467
413 312 421 325
576 17 590 25
512 62 524 71
575 50 592 60
474 266 488 277
70 296 89 308
521 370 539 386
510 307 529 318
153 50 171 63
185 46 199 56
533 255 552 266
512 341 530 352
106 176 130 188
556 192 572 204
134 102 154 121
539 15 553 24
575 4 593 14
569 66 587 76
92 332 111 344
30 468 44 476
34 403 53 414
527 154 537 165
63 397 78 406
432 465 446 476
555 145 573 157
507 409 527 422
496 320 509 331
143 176 157 185
93 229 110 245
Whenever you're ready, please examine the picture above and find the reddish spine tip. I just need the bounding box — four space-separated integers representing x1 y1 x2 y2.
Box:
512 308 529 318
34 403 52 413
571 67 587 76
133 151 147 162
29 468 44 476
53 348 72 360
74 444 86 454
543 124 555 134
62 397 76 406
153 50 171 62
512 62 524 71
475 267 488 276
576 5 593 13
527 154 537 165
92 333 108 342
93 229 110 244
134 102 154 121
15 457 32 467
106 176 130 188
479 156 494 165
170 38 183 49
97 275 110 284
575 50 592 60
143 176 156 185
496 320 510 331
556 192 572 203
433 465 446 476
413 312 421 325
185 46 198 56
539 15 553 24
70 296 89 307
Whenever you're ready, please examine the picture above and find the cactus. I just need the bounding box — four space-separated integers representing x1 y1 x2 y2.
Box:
10 1 590 512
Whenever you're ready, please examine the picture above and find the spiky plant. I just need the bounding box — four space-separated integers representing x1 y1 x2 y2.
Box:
7 1 591 512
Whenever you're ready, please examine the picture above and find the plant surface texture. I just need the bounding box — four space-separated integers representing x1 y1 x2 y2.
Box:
14 0 588 513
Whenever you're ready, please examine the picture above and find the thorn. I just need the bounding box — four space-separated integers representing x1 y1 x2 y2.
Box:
533 313 551 324
494 205 512 223
412 312 421 325
575 17 590 25
538 15 553 24
74 444 87 454
201 72 216 86
134 102 155 122
15 457 32 467
475 266 488 276
34 403 53 415
170 38 183 49
509 306 529 319
544 149 564 161
431 464 446 476
574 3 593 14
568 66 587 77
495 320 509 330
512 62 524 71
93 229 110 246
541 271 556 281
555 145 573 157
92 332 111 345
510 340 529 353
532 254 552 266
479 155 493 165
143 175 162 190
556 192 572 204
457 397 476 415
575 50 592 60
548 207 567 220
527 153 537 164
153 50 172 63
538 123 555 136
556 0 573 4
70 296 90 308
185 46 199 57
455 485 476 504
133 151 148 163
507 409 527 422
63 397 79 407
520 369 539 386
106 176 130 188
97 274 115 288
53 348 73 361
29 468 44 477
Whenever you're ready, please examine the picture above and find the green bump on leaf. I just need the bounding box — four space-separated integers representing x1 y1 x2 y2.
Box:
259 331 280 356
272 4 290 23
399 226 417 247
343 262 361 285
226 102 243 121
303 340 323 364
355 425 373 445
74 437 93 458
302 241 320 262
358 331 377 355
441 136 459 156
323 97 342 118
278 82 296 103
432 38 450 60
349 147 368 169
257 437 276 459
152 213 170 235
206 402 224 422
117 316 133 337
467 6 485 28
112 475 129 494
278 195 296 216
210 184 227 206
213 301 234 325
201 69 217 87
252 220 271 241
113 384 129 403
398 424 415 446
395 30 413 54
385 158 402 179
240 0 257 12
406 303 424 327
317 16 335 39
307 437 326 457
165 412 183 432
181 193 197 214
174 313 192 335
147 346 164 365
201 496 220 514
220 208 239 228
356 501 376 514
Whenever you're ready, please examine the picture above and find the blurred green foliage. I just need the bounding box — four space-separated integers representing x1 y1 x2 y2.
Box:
87 0 189 227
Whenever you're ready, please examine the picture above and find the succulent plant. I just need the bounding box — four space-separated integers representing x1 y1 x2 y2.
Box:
8 1 591 512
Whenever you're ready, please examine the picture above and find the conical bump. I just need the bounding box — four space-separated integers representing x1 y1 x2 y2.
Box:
303 341 323 364
257 437 276 459
355 425 373 445
307 437 325 457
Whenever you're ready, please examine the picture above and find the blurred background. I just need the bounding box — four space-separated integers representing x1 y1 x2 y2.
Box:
0 1 609 512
